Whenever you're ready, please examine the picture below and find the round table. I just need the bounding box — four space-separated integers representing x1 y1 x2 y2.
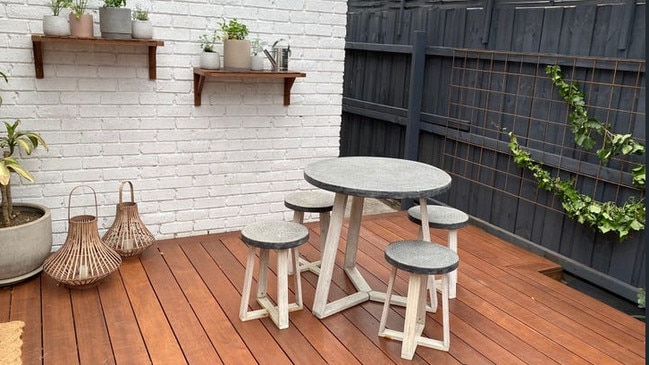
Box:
304 156 452 318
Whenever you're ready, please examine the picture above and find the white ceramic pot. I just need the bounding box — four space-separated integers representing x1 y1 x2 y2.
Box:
199 52 220 69
43 15 70 36
132 20 153 39
250 55 264 71
223 39 251 70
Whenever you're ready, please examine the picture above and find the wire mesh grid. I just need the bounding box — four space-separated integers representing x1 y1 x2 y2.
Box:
443 49 645 214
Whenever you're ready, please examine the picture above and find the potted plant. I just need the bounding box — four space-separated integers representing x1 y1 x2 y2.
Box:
220 18 250 70
99 0 131 39
250 37 266 71
0 73 52 286
131 5 152 39
198 30 221 69
43 0 72 36
69 0 93 38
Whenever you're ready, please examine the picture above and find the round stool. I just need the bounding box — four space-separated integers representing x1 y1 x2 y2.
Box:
284 190 334 275
239 221 309 330
408 205 468 299
378 240 459 360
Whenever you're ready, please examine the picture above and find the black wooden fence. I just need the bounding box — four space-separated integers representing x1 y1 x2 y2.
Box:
341 0 645 301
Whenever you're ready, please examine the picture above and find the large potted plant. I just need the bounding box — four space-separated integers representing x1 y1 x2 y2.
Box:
220 18 250 70
43 0 72 36
0 73 52 286
99 0 131 39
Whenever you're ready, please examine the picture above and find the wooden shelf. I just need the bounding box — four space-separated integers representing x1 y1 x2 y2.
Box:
193 68 306 106
31 34 164 80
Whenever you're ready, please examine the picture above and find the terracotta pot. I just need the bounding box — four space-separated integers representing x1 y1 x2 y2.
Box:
69 13 94 38
223 39 251 70
43 15 70 36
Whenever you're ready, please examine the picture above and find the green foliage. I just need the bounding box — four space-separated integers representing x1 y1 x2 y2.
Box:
219 18 249 40
506 66 646 241
199 30 220 52
49 0 72 16
1 77 48 227
103 0 126 7
70 0 89 18
132 5 148 21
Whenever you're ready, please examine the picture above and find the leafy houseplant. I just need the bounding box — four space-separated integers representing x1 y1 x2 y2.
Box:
219 18 251 70
44 0 72 36
0 73 52 286
250 37 266 71
131 5 152 39
99 0 131 39
198 30 221 69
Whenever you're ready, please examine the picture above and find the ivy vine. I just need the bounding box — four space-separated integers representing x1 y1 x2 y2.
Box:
507 65 645 241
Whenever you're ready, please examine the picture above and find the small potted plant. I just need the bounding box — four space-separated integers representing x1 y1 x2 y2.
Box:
0 73 52 286
131 5 152 39
99 0 131 39
198 30 221 69
69 0 93 38
219 17 250 70
43 0 72 36
250 37 266 71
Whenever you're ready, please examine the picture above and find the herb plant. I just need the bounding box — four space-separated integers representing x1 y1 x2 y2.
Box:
49 0 72 16
103 0 126 7
219 18 248 40
199 30 220 52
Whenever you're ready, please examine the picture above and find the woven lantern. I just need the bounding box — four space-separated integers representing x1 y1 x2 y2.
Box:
102 181 155 257
43 185 121 289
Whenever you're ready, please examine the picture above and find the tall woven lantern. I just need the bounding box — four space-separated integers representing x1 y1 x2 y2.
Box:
43 186 122 289
102 181 155 257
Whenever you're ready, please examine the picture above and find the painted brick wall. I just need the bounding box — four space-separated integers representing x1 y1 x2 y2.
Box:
1 0 347 248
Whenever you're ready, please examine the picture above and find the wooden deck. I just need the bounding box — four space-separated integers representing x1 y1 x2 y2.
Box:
1 211 645 364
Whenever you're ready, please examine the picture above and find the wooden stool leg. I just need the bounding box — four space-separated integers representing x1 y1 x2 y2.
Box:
288 211 305 274
401 273 426 360
292 247 303 309
239 246 257 320
441 273 451 349
257 249 269 299
448 229 458 299
378 266 397 335
276 249 290 329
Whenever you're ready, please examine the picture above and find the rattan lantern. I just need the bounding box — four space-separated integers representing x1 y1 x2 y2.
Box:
43 185 121 289
102 181 155 257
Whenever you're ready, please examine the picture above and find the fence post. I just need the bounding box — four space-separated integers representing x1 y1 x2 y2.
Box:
404 30 426 162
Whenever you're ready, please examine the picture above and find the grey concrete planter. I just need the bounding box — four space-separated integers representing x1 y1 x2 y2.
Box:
99 7 132 39
0 203 53 286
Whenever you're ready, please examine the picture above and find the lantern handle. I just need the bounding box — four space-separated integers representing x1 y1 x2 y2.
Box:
68 185 98 221
118 181 135 204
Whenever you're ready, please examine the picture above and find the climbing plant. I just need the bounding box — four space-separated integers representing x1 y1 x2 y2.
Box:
507 65 645 241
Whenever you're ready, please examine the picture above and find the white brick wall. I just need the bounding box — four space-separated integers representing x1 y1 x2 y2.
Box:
1 0 347 248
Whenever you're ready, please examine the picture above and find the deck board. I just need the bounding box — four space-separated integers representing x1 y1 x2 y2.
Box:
1 211 645 364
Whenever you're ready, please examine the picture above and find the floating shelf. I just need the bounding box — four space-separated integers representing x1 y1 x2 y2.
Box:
31 34 164 80
193 68 306 106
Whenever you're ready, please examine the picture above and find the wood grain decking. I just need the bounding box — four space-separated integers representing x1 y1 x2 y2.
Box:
0 211 644 364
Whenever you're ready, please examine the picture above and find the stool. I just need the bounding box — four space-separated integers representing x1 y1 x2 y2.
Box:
284 190 334 275
239 221 309 330
407 205 468 299
378 240 459 360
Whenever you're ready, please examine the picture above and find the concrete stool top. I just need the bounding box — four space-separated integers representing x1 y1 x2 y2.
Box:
284 191 335 213
407 205 469 230
385 240 459 275
241 221 309 250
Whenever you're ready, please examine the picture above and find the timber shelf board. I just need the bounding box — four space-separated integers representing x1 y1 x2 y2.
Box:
31 34 164 80
192 67 306 106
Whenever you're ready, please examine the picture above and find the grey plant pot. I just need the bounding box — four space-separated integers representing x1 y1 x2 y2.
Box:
0 203 53 286
99 7 132 39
